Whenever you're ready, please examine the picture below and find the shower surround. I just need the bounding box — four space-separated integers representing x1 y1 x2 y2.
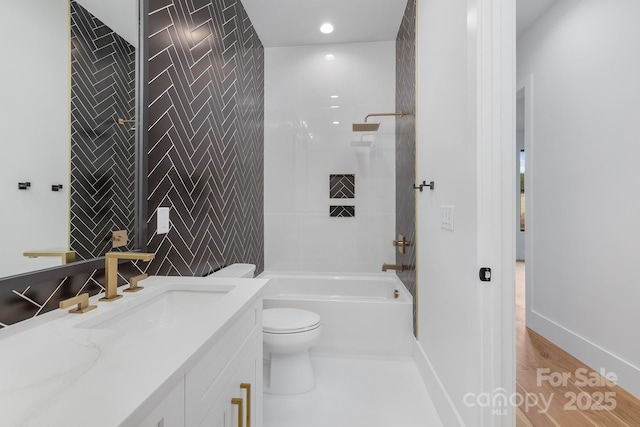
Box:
264 41 397 273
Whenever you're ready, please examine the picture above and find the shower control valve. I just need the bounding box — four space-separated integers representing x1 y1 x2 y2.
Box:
393 235 411 254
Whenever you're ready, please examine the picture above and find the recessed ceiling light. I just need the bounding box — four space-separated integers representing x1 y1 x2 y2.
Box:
333 121 340 125
330 95 339 99
320 23 334 34
324 54 335 61
330 106 340 109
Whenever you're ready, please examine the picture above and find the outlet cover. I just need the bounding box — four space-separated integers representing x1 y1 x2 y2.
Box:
440 206 454 231
157 207 170 234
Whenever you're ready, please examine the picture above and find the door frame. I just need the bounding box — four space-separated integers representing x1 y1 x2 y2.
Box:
476 0 516 425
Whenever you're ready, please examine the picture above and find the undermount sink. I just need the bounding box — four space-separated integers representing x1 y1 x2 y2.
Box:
76 285 231 333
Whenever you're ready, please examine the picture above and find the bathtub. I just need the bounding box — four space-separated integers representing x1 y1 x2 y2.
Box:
258 271 414 357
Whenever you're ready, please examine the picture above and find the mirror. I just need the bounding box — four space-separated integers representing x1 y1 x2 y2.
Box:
0 0 141 278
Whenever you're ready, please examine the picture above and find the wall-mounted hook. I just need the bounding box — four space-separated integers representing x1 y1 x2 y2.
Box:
18 182 31 190
51 184 63 192
413 181 435 192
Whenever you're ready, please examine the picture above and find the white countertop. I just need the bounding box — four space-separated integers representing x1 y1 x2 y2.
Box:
0 276 269 427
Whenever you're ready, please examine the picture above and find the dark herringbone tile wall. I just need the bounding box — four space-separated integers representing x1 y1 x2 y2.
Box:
396 0 417 334
70 1 137 260
146 0 264 276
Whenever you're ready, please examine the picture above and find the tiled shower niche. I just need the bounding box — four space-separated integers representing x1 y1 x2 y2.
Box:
330 205 355 218
329 174 355 218
329 174 355 199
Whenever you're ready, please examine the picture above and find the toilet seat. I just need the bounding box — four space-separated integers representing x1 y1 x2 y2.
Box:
263 308 321 334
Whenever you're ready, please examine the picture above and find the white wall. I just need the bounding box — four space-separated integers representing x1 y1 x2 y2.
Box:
518 0 640 397
416 0 480 423
0 0 70 277
264 42 396 273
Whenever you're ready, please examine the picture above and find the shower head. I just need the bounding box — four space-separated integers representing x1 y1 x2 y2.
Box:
352 112 406 132
352 122 380 132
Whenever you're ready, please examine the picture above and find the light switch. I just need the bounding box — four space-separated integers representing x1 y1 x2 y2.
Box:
440 206 454 231
157 207 170 234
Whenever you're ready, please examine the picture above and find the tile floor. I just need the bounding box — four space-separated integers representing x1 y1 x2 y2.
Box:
263 354 443 427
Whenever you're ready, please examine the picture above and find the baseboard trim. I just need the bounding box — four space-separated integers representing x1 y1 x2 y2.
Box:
528 310 640 398
412 339 465 426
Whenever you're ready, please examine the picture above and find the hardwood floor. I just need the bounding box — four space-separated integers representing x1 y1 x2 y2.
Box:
516 261 640 426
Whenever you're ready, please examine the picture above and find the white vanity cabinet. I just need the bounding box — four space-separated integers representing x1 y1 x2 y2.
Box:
136 301 262 427
138 379 186 427
184 302 262 427
196 339 261 427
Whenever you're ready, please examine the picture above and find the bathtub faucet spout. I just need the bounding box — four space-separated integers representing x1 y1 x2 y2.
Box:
382 263 405 272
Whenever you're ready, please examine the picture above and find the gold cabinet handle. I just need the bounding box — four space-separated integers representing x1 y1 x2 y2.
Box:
240 383 251 427
231 397 244 427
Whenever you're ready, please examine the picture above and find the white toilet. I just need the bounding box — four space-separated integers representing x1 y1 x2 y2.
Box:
209 264 322 395
263 307 322 395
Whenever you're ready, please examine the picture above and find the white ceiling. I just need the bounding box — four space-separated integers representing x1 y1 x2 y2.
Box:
239 0 407 47
78 0 556 51
240 0 558 48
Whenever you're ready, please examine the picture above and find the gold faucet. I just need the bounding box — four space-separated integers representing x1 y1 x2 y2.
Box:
60 293 96 314
101 252 155 302
382 263 405 272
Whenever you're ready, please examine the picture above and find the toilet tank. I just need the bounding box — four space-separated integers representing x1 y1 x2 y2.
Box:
208 263 256 278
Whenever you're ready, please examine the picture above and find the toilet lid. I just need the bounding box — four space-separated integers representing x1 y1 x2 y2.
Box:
263 308 321 334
